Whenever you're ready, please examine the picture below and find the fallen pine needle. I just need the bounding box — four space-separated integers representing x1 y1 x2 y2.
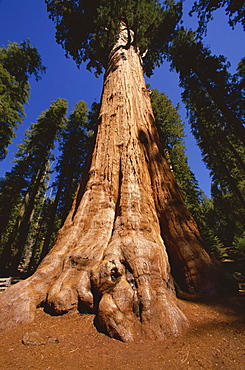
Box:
181 351 189 364
69 348 79 353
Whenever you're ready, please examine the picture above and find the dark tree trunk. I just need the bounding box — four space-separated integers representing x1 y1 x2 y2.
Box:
0 168 44 275
0 27 219 341
197 73 245 146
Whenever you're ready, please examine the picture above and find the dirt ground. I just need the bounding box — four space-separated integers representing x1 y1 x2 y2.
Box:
0 294 244 370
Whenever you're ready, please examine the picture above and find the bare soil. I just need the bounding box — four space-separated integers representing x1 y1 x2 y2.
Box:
0 294 244 370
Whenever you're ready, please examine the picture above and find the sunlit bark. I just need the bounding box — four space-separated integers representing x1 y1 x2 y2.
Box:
0 27 219 341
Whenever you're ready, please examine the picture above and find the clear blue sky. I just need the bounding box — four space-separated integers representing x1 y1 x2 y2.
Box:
0 0 244 197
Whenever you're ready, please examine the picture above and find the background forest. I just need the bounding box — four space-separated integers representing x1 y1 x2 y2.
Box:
0 0 244 277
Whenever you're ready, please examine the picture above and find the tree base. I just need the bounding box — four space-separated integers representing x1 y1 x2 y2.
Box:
0 270 188 342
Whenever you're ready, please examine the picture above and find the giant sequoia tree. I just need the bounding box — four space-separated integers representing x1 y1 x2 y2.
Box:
0 0 220 341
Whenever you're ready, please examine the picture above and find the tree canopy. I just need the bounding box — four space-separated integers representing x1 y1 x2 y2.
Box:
45 0 182 76
190 0 245 34
0 40 46 83
163 27 245 208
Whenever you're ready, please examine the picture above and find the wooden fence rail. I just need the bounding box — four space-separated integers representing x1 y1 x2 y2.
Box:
0 277 11 292
0 277 23 292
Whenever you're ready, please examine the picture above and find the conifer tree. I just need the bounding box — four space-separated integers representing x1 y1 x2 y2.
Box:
0 40 46 160
0 98 67 275
163 26 245 256
27 197 56 273
151 87 223 258
190 0 245 34
209 180 245 250
150 88 202 217
165 28 245 145
165 29 245 205
37 100 95 265
0 1 220 341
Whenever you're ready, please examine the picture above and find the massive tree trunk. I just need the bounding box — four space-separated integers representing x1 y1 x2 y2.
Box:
0 28 219 341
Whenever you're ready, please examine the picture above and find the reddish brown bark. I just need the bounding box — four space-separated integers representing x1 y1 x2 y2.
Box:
0 27 219 341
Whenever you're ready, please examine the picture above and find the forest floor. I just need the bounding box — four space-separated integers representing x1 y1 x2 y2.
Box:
0 292 244 370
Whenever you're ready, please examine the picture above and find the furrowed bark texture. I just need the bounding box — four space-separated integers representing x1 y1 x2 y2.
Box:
0 28 218 341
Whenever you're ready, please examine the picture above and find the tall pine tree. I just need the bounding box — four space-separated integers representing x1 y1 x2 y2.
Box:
37 100 96 266
164 28 245 206
0 40 46 160
151 87 223 259
0 98 67 275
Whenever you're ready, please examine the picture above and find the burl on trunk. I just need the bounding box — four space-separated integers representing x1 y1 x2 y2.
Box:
0 28 218 341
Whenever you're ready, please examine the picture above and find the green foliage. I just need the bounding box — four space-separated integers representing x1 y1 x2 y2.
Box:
54 100 95 223
166 28 244 132
0 99 67 274
234 231 245 255
163 27 245 253
210 181 245 247
237 57 245 93
27 198 58 272
0 40 46 83
0 63 29 160
165 28 245 206
0 41 46 160
45 0 182 76
0 166 28 239
29 100 97 269
0 97 98 273
150 87 184 150
150 87 202 217
150 87 228 258
190 0 245 34
197 193 225 259
15 98 67 167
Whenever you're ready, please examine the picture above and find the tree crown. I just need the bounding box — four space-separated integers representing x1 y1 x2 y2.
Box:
0 40 46 160
0 40 46 83
190 0 245 34
46 0 182 76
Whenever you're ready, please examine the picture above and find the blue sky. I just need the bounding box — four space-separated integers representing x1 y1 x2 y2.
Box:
0 0 244 196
